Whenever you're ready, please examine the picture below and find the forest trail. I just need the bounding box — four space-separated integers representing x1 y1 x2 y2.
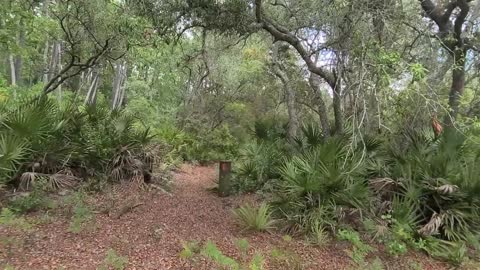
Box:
1 165 443 270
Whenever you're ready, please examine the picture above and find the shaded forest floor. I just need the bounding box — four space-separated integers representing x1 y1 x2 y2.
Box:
1 165 448 269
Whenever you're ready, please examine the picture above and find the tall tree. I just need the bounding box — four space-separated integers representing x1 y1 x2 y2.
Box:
254 0 344 134
418 0 480 125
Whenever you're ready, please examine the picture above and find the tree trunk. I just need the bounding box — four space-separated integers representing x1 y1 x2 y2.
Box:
9 54 16 87
445 49 466 126
56 42 63 101
112 61 128 110
47 41 60 83
331 82 343 134
418 0 471 126
42 0 51 84
255 0 343 136
14 21 25 86
42 41 50 84
14 56 22 86
218 161 232 197
308 74 331 137
85 70 100 106
284 78 299 142
271 44 299 142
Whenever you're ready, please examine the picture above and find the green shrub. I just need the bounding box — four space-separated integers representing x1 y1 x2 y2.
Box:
68 203 94 233
235 238 250 257
67 193 94 233
155 126 189 167
274 137 369 232
183 125 239 162
8 181 53 213
234 141 283 192
201 241 240 269
252 118 287 142
421 238 468 266
0 95 155 191
269 247 304 270
180 239 265 270
0 208 32 231
373 130 480 243
179 240 201 259
369 257 385 270
232 203 276 232
307 221 330 246
387 240 408 256
293 123 326 149
337 229 375 265
98 249 128 270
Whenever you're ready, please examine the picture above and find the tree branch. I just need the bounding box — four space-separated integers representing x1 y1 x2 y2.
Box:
43 39 111 94
254 0 336 87
454 0 470 41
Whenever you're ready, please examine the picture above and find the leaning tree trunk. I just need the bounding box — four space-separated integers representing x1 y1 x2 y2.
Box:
84 69 101 106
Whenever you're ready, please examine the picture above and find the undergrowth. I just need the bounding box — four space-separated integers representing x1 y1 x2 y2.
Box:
97 249 129 270
232 203 276 232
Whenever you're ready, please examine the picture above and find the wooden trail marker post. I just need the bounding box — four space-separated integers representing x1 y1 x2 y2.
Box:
218 160 232 197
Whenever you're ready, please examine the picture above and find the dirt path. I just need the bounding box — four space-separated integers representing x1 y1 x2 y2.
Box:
1 165 445 269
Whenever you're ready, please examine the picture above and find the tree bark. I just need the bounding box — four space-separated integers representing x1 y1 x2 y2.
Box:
446 49 466 125
332 82 343 134
14 21 25 86
308 74 331 137
112 61 128 110
14 54 23 87
9 54 16 87
271 44 299 142
284 77 299 142
85 70 100 106
56 42 63 101
43 41 50 84
42 0 51 84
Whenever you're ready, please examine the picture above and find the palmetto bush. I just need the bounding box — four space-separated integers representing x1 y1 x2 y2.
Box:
235 141 284 192
0 95 154 189
0 96 65 183
293 123 326 149
274 137 370 233
377 129 480 243
68 105 154 180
